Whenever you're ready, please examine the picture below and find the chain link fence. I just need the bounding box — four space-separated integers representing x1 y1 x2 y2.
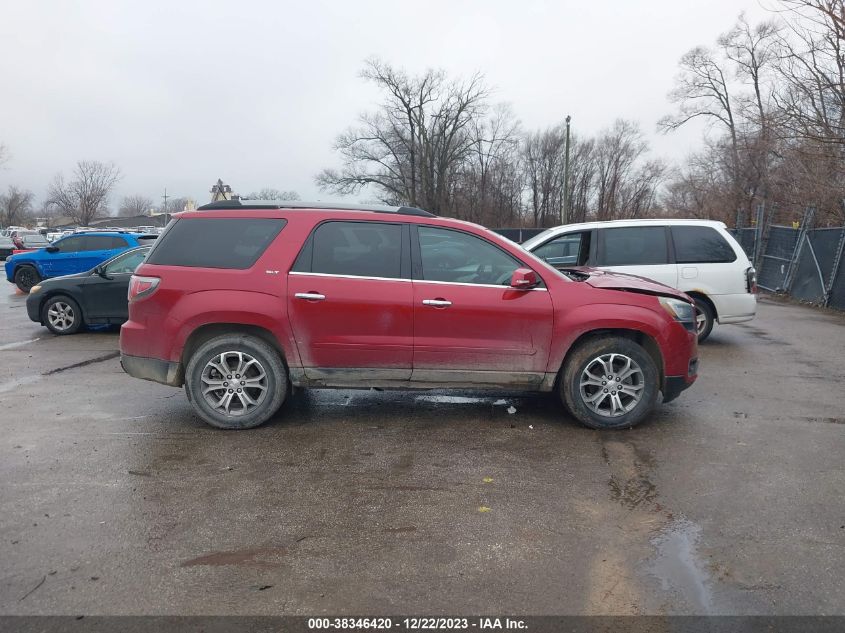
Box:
730 224 845 311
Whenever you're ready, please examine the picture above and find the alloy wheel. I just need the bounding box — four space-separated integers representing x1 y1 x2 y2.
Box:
200 351 269 417
578 353 645 417
47 301 76 332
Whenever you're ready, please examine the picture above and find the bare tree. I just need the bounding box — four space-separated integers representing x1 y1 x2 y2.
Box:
0 186 34 227
721 14 782 134
660 45 745 213
317 59 490 215
594 120 665 220
161 197 193 215
771 0 845 222
458 104 522 224
245 188 300 201
48 161 121 225
118 195 154 217
522 125 567 227
0 143 9 169
567 136 597 224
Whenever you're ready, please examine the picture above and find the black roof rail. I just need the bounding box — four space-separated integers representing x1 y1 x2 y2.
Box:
196 199 436 217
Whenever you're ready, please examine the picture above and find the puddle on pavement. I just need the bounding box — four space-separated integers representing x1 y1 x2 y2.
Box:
647 518 714 614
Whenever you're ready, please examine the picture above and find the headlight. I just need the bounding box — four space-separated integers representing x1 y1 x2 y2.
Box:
659 296 695 322
29 284 42 294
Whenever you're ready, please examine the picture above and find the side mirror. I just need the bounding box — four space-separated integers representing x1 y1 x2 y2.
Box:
510 267 539 290
95 265 110 278
46 246 59 253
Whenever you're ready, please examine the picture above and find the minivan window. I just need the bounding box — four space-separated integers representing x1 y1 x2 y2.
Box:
671 226 737 264
418 226 522 285
146 218 286 269
600 227 668 266
308 221 402 279
533 231 592 266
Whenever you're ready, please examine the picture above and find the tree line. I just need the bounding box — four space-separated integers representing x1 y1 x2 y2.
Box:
0 149 299 228
663 0 845 226
319 0 845 228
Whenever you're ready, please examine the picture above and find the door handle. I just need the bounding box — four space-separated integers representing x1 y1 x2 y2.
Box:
295 292 326 301
422 299 452 307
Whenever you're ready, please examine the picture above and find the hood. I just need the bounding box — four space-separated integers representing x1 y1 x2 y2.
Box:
566 267 691 302
40 270 92 286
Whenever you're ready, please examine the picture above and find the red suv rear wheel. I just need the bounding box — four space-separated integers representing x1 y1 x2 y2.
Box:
184 334 288 429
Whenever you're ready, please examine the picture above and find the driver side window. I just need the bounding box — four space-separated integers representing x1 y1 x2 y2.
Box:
533 231 592 267
417 227 522 285
55 236 86 253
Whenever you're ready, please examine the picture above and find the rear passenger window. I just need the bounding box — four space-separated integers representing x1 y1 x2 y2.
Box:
146 218 286 269
600 227 668 266
307 221 402 279
85 236 128 250
671 226 737 263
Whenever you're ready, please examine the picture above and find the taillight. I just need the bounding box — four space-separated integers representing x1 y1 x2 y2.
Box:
128 275 160 301
745 267 757 294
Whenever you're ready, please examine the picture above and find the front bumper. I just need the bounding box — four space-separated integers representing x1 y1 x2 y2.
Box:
120 353 183 387
25 294 42 323
663 357 698 403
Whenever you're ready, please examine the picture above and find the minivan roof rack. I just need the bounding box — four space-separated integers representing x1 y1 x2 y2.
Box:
196 199 436 217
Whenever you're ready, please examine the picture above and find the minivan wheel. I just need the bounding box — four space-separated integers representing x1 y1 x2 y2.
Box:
14 265 40 293
42 295 84 335
184 334 288 430
693 297 715 343
561 336 659 430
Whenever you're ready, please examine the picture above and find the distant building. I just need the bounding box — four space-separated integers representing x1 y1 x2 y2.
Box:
92 215 169 229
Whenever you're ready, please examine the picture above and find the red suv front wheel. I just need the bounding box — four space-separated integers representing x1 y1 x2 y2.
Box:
561 336 659 430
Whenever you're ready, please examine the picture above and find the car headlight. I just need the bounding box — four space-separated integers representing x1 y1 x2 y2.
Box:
659 296 695 322
29 284 42 294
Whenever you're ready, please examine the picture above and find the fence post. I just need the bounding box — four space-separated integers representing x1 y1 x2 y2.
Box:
826 227 845 307
783 207 815 292
753 203 765 269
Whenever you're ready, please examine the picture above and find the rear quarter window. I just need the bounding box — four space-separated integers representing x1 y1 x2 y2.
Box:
671 226 737 263
146 218 286 269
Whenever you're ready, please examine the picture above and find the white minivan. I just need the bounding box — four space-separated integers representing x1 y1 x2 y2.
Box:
521 219 757 341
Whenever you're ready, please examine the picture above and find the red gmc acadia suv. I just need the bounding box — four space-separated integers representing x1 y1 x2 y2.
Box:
120 200 698 430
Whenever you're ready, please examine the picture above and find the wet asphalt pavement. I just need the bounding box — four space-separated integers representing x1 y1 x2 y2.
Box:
0 285 843 616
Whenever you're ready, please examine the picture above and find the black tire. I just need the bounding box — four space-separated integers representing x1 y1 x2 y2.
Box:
693 297 715 343
14 265 40 293
41 295 84 335
560 336 659 430
184 334 288 430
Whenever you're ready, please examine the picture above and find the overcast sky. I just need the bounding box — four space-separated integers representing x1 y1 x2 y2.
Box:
1 0 773 211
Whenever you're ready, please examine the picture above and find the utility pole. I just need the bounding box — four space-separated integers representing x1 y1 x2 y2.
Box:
162 188 170 226
562 115 572 225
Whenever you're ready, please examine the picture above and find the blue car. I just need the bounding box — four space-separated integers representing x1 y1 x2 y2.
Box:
5 231 157 293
